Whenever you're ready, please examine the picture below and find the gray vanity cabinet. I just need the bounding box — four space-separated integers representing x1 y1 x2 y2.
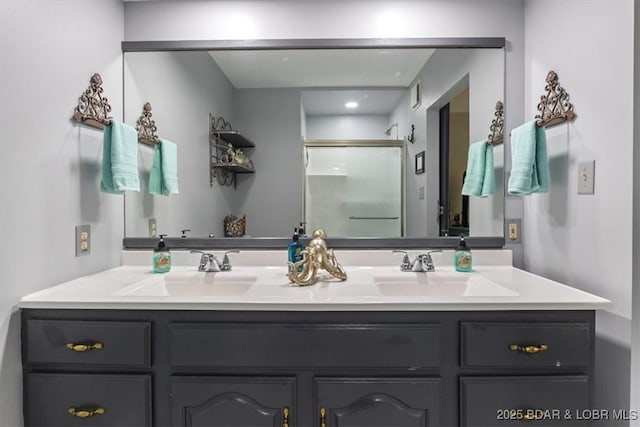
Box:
170 377 295 427
315 377 441 426
21 309 595 427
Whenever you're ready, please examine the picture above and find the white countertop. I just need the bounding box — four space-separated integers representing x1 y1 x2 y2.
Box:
18 250 611 311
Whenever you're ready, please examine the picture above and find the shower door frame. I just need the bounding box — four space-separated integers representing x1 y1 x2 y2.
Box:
303 139 406 238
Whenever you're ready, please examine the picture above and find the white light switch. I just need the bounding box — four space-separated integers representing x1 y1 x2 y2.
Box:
418 186 425 200
577 161 595 195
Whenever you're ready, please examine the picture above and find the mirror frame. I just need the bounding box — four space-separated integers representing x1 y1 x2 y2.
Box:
121 37 506 250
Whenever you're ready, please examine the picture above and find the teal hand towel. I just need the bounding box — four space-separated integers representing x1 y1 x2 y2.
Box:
508 120 550 195
461 140 494 197
100 120 140 194
149 139 179 196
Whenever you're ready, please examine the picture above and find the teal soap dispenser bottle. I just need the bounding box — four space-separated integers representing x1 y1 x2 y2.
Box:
287 228 304 271
454 235 472 272
153 234 172 273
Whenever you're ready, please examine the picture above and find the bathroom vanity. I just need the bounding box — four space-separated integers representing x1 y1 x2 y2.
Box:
19 251 610 427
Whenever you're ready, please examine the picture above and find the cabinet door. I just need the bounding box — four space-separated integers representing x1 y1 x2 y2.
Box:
170 376 295 427
315 377 441 427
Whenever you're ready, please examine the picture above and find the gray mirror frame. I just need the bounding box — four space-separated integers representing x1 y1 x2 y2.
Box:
121 37 506 250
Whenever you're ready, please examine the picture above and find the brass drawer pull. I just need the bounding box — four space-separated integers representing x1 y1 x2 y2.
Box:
320 406 327 427
66 342 104 352
68 407 106 418
509 344 548 354
283 406 289 427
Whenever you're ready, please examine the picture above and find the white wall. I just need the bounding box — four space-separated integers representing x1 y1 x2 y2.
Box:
0 1 124 425
524 0 633 421
306 115 390 140
233 89 303 237
124 51 236 238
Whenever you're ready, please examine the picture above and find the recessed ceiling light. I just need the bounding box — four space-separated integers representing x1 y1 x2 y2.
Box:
345 101 358 109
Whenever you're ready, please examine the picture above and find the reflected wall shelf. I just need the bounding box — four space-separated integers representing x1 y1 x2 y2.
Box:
209 115 256 188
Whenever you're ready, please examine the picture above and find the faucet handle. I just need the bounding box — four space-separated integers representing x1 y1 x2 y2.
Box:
422 250 442 272
392 250 411 271
191 250 212 271
221 250 239 271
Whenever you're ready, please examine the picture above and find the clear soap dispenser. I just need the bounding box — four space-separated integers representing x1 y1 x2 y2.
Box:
454 235 472 272
153 234 172 273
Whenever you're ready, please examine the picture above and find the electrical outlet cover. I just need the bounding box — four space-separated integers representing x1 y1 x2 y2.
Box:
75 224 90 256
577 160 595 194
505 218 522 243
149 218 157 238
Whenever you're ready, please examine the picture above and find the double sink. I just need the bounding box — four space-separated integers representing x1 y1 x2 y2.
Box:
112 266 518 300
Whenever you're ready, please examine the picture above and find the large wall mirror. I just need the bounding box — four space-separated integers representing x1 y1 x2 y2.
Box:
122 38 505 249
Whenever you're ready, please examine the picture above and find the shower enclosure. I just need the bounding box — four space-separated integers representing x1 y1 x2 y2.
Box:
304 140 404 238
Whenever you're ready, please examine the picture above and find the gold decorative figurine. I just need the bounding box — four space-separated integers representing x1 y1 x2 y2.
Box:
287 229 348 286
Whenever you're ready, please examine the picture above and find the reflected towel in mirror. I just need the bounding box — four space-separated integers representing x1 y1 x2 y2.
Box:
461 140 494 197
149 139 179 196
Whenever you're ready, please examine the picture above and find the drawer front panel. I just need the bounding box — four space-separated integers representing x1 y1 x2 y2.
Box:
25 373 152 427
169 323 440 368
461 322 591 368
460 376 590 426
24 320 151 367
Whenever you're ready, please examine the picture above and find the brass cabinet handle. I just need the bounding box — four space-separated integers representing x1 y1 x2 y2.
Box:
283 407 289 427
509 344 548 354
66 342 104 352
320 406 326 427
68 407 106 418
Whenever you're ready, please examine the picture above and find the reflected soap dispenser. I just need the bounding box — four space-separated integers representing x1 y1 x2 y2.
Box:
288 228 304 272
454 235 472 272
153 234 172 273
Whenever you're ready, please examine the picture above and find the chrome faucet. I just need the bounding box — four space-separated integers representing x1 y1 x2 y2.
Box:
393 250 442 272
191 250 239 272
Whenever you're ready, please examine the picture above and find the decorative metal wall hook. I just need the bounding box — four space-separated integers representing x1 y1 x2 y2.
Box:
407 124 415 143
535 70 575 128
136 102 160 146
72 73 113 129
486 101 504 145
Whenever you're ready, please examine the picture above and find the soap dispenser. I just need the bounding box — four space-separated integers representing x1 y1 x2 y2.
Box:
454 235 472 272
153 234 172 273
288 228 304 271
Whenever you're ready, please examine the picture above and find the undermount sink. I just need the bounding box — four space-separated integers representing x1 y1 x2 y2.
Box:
373 271 519 297
113 270 258 297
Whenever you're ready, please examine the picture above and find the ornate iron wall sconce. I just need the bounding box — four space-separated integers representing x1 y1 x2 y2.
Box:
72 73 113 129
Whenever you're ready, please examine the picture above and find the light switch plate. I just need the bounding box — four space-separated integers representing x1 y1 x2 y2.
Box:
149 218 157 238
578 160 595 194
418 186 425 200
505 218 522 243
75 225 90 256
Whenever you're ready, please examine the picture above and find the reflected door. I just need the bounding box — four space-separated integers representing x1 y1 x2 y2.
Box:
305 143 403 238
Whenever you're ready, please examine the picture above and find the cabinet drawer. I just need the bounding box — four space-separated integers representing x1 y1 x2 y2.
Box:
460 376 590 426
169 322 440 368
25 373 152 427
460 322 591 368
24 320 151 367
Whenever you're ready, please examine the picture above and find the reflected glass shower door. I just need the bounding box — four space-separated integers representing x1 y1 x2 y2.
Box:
304 143 403 238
